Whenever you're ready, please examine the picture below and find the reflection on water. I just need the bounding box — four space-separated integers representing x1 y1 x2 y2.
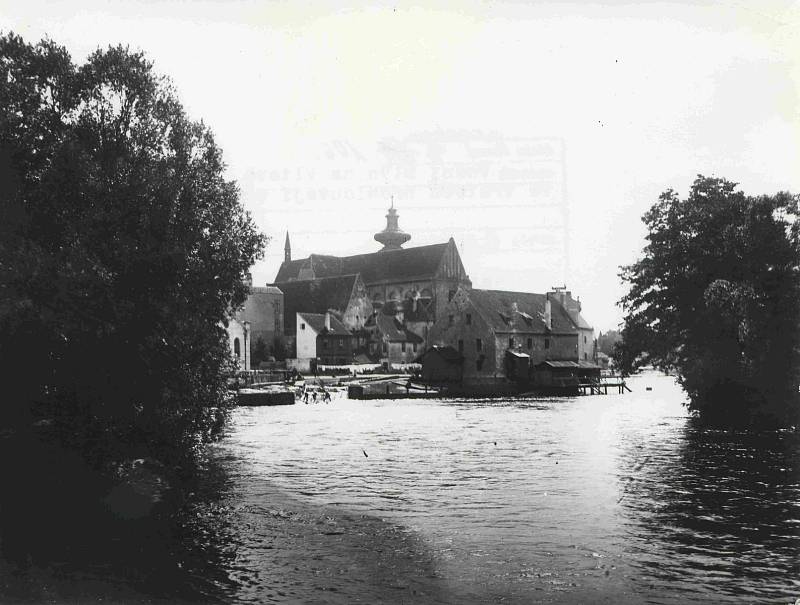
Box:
4 375 796 604
620 418 800 603
211 374 799 604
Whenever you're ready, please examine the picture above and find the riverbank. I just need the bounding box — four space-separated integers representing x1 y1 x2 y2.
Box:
187 455 458 604
0 425 457 604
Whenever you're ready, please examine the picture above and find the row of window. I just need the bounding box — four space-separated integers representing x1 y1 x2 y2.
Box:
510 336 550 350
322 338 348 349
452 336 552 353
448 313 472 326
453 336 552 354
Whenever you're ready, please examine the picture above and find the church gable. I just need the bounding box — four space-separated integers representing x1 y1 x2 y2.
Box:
434 238 470 284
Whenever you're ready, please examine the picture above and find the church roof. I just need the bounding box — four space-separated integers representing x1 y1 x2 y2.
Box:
275 275 359 334
274 241 452 284
467 289 591 334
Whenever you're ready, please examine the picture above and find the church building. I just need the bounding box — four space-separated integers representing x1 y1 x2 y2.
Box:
274 204 471 325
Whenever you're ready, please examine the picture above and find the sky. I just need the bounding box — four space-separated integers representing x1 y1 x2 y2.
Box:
3 0 799 331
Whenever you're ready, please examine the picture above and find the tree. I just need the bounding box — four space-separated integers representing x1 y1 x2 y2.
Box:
0 34 266 463
272 335 289 361
596 330 622 356
615 176 800 426
252 337 269 367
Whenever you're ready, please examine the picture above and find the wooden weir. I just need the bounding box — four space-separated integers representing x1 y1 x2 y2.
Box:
577 376 631 395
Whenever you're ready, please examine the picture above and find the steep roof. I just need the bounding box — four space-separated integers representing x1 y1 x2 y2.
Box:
274 242 452 284
276 275 358 334
375 313 424 343
468 289 591 334
297 312 351 336
421 345 463 363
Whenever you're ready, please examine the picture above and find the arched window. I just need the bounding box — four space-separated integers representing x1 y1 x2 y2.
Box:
234 337 241 357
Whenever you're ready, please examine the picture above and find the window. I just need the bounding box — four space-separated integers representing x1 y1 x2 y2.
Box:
448 290 456 302
584 335 587 344
466 313 472 325
300 323 305 330
338 338 344 348
402 342 407 353
323 340 329 349
458 339 464 353
527 337 532 349
509 337 515 349
476 338 482 352
477 355 485 371
449 315 454 326
584 352 588 360
413 343 417 353
545 338 550 350
233 337 240 357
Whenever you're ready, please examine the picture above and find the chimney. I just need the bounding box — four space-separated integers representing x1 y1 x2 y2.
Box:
324 312 331 331
544 295 552 331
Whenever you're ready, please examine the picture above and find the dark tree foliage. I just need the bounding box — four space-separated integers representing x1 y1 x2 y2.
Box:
596 330 622 357
0 34 266 463
252 337 269 367
615 176 800 427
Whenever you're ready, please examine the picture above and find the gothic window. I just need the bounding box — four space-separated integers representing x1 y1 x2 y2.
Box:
527 337 532 349
466 313 472 325
545 338 550 350
509 337 515 349
476 338 482 352
458 339 464 353
234 338 240 357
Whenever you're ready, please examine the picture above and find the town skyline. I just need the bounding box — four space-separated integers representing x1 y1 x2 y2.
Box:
5 0 798 332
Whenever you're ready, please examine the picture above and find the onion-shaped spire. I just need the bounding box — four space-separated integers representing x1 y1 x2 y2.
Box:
374 199 411 251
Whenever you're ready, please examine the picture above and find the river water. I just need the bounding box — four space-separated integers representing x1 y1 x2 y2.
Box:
192 374 799 604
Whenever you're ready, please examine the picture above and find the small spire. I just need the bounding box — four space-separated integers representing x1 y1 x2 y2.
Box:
284 231 291 262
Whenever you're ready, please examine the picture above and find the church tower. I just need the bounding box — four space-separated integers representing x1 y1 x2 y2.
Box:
284 232 291 262
374 200 411 251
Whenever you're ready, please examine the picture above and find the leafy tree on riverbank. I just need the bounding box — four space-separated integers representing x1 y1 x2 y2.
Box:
0 33 266 463
615 176 800 427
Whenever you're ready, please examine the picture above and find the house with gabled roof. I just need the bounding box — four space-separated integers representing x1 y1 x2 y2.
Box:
428 286 594 382
365 307 425 368
274 274 372 335
296 312 355 366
